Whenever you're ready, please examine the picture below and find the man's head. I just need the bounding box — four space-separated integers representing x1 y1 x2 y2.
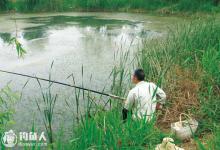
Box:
132 68 145 84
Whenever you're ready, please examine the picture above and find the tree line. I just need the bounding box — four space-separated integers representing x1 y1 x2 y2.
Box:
0 0 219 12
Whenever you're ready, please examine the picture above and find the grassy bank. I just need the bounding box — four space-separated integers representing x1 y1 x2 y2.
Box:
138 16 220 132
69 16 220 149
0 0 219 13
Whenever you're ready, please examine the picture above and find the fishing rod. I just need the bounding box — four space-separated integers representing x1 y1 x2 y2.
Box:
0 69 125 100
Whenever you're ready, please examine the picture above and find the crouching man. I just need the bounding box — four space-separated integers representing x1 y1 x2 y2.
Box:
122 69 166 122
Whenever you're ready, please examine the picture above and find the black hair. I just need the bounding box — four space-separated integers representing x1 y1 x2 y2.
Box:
134 69 145 81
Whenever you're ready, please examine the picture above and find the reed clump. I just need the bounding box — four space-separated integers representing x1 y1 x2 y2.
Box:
138 16 220 130
71 109 166 149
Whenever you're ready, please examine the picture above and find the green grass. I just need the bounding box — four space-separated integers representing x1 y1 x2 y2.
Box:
71 109 167 149
34 63 58 149
0 85 20 150
138 15 220 127
0 0 219 13
210 126 220 149
196 125 220 149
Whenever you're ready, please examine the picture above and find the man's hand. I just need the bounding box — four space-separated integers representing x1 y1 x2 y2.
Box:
109 94 118 99
109 94 126 101
122 108 129 122
156 103 163 110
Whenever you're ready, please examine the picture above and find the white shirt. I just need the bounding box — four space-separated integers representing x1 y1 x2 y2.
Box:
124 81 166 120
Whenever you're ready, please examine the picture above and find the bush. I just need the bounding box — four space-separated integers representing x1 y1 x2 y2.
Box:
0 85 20 139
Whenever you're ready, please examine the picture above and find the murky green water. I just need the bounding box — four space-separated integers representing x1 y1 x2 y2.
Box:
0 12 183 132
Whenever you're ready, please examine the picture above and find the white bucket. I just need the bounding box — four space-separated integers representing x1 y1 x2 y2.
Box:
171 113 198 140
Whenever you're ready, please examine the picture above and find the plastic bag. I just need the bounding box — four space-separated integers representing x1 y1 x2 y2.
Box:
171 113 198 140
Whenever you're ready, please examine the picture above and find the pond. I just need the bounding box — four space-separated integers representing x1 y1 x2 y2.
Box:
0 12 183 133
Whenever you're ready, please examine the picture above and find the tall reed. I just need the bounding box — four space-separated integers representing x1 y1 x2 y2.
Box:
71 109 166 149
35 63 57 149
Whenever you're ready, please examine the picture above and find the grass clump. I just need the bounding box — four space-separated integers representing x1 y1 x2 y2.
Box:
174 0 216 12
135 16 220 148
0 85 20 149
71 109 166 149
